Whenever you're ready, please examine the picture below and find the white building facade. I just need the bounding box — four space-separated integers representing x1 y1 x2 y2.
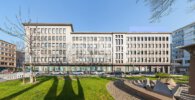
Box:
172 22 195 73
24 23 171 73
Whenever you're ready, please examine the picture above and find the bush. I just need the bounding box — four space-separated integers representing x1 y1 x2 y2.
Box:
155 72 170 78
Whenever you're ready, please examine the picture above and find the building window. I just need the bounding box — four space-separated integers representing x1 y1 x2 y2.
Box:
63 28 66 33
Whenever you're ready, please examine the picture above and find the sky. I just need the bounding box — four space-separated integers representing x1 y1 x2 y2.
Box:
1 0 195 43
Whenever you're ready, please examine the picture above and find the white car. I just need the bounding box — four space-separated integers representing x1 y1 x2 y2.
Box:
91 71 105 75
72 71 84 75
52 71 64 75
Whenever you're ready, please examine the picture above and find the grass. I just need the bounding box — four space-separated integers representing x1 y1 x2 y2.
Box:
125 75 189 84
125 76 157 80
0 76 113 100
173 75 189 84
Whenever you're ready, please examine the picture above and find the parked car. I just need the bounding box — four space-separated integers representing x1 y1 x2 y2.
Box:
91 71 105 75
51 71 64 75
114 71 125 77
72 71 84 75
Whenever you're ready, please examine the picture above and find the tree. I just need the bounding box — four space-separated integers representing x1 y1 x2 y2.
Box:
13 41 25 83
141 0 195 22
0 10 37 83
12 41 25 51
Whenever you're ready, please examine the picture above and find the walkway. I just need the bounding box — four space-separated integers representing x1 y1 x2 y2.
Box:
107 79 174 100
179 87 195 100
106 80 141 100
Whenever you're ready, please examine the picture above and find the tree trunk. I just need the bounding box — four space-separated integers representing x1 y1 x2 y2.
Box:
29 54 35 83
23 64 25 84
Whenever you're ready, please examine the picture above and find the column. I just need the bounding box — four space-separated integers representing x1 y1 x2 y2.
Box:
189 55 195 95
139 66 141 73
156 67 159 72
167 66 170 74
149 66 152 73
162 66 165 73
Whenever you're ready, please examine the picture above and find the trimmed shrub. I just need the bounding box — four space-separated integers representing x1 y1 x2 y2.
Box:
155 72 170 78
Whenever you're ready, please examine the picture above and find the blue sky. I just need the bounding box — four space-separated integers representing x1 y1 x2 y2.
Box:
1 0 195 43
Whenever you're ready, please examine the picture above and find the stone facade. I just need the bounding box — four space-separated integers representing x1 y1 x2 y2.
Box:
23 23 171 73
0 40 16 70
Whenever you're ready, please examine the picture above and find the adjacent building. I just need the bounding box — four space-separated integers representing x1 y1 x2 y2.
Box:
172 22 195 73
16 51 25 68
23 23 171 73
0 40 16 71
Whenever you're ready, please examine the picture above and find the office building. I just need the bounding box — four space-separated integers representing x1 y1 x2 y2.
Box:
0 40 16 71
23 23 171 73
172 22 195 73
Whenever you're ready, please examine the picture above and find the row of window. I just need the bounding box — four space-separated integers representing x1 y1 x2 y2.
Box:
31 57 170 63
115 39 123 45
32 57 66 62
0 42 15 48
0 47 15 53
32 36 66 41
116 46 123 52
72 44 112 48
32 43 66 48
0 57 15 61
115 60 123 64
115 35 123 38
72 37 112 42
30 28 66 34
32 57 111 63
126 37 169 41
115 53 123 59
75 57 111 63
127 50 169 55
0 52 15 57
74 50 111 56
0 62 15 66
127 43 169 48
33 50 66 55
128 57 169 63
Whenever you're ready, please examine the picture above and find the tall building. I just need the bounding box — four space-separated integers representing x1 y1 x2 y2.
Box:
172 22 195 73
0 40 16 71
23 23 171 73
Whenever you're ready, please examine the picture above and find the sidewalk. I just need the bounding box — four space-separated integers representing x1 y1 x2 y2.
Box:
107 81 141 100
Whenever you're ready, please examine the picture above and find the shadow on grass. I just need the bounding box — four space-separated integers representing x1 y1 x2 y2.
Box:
1 76 51 100
57 76 85 100
77 77 85 100
44 76 59 100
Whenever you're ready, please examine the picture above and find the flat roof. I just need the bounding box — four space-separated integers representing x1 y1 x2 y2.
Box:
22 23 72 26
22 23 74 32
180 43 195 49
0 40 16 46
173 21 195 33
71 32 171 34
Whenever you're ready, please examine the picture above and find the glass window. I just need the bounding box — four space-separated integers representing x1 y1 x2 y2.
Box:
63 28 66 33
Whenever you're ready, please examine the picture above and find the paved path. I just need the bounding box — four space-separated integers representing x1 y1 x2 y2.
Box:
106 81 141 100
123 80 173 100
179 87 195 100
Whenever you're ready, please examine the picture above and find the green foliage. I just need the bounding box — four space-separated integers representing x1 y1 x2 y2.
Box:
125 75 189 84
155 72 170 78
125 76 157 80
172 75 189 84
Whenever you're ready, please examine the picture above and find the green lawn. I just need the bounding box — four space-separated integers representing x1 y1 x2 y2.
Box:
0 76 113 100
125 75 189 84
